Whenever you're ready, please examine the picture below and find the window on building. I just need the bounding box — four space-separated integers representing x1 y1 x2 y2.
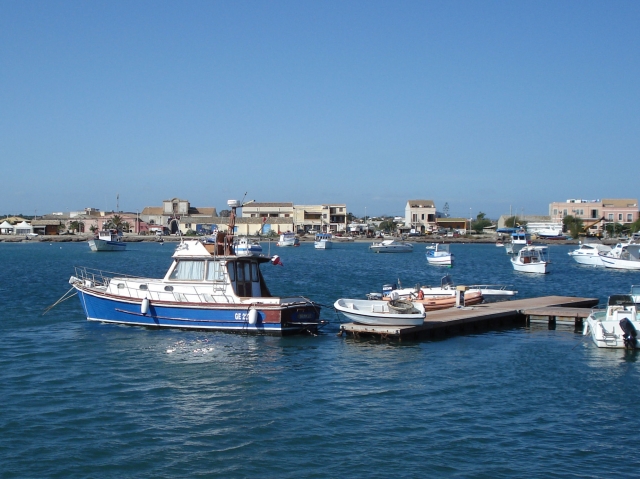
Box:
628 214 633 222
591 209 599 219
619 214 623 221
608 214 614 221
421 214 425 220
553 209 557 215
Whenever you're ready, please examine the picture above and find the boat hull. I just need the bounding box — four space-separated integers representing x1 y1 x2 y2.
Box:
511 260 549 274
88 239 126 252
601 257 640 270
74 287 321 335
334 299 425 326
314 241 332 249
425 254 454 266
568 252 604 266
584 315 640 349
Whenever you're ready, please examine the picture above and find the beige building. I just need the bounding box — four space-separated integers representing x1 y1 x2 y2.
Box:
292 204 347 233
404 200 437 233
242 202 347 234
549 198 639 234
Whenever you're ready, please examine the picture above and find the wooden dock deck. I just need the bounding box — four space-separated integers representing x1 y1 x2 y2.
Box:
338 296 599 340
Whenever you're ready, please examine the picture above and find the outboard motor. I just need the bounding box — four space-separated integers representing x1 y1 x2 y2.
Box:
619 318 638 349
382 284 397 297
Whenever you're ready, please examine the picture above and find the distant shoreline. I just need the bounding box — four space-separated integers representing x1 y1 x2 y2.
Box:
0 233 590 245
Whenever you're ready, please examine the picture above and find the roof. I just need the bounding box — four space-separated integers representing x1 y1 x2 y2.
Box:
141 207 164 215
602 199 638 208
406 200 435 208
242 202 293 208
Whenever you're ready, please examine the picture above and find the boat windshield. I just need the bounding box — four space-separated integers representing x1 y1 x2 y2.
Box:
169 260 205 281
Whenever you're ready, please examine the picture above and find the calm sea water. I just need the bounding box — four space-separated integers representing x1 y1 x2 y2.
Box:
2 240 640 478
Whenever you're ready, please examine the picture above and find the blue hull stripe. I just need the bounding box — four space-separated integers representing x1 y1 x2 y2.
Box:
76 288 317 334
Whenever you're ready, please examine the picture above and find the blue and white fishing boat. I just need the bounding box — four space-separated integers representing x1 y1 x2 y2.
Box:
88 230 126 252
69 201 322 335
314 233 333 249
234 236 263 257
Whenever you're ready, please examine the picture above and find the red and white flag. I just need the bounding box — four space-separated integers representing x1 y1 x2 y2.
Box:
271 255 283 266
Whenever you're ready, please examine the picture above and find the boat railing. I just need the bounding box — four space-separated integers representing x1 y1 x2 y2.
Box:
467 284 515 291
73 266 145 287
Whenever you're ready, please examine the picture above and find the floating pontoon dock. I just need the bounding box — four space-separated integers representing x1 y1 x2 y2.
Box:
338 296 599 341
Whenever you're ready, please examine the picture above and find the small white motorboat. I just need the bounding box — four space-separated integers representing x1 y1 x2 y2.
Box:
511 245 550 274
314 233 333 249
583 294 640 349
277 232 300 247
425 243 454 266
88 230 126 252
369 239 413 253
601 244 640 270
333 298 425 326
234 237 263 257
504 230 531 255
568 242 612 266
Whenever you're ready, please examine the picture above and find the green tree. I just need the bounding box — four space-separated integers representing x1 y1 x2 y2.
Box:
604 222 626 237
68 220 84 233
629 218 640 234
471 212 492 233
563 215 584 239
379 219 397 233
504 216 527 228
106 214 125 232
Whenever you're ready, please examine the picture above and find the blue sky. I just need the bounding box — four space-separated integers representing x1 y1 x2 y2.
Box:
1 1 638 219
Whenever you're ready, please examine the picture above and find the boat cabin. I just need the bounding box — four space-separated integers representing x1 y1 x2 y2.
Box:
165 247 273 298
517 246 548 264
606 295 638 321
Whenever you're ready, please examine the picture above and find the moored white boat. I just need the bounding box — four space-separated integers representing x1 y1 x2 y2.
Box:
425 243 454 266
601 244 640 270
277 232 300 247
69 201 322 336
333 298 425 326
370 275 516 309
88 230 126 252
511 245 550 274
314 233 333 249
583 294 640 349
234 236 263 257
568 242 612 266
526 222 564 238
504 230 531 255
369 239 413 253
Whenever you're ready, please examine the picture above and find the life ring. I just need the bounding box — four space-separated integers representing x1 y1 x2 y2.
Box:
417 290 424 300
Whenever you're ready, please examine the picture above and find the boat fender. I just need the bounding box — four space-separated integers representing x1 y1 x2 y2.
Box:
248 308 258 325
619 318 638 349
582 322 590 336
141 297 150 315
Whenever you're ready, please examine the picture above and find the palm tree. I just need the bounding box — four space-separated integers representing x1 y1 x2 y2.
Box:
69 220 84 233
106 214 125 232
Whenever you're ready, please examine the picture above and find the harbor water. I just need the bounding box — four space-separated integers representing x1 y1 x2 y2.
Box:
2 240 640 478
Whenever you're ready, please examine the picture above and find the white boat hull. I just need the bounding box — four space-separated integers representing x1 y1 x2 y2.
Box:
511 260 549 274
601 256 640 270
568 252 605 266
88 239 126 252
334 299 425 326
314 240 332 249
584 314 640 349
426 254 453 266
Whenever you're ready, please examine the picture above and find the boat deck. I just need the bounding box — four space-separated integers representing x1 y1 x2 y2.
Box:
338 296 599 340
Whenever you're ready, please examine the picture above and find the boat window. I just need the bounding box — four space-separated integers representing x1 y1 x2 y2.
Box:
139 284 148 290
237 263 245 282
169 261 205 280
164 286 174 291
244 262 252 282
228 263 235 282
251 263 258 282
206 261 225 281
